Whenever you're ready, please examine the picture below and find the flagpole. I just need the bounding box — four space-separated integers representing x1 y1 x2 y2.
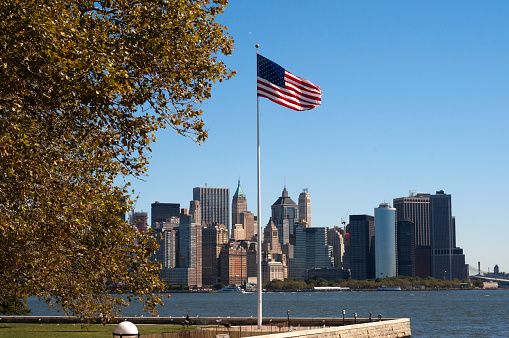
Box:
256 43 263 329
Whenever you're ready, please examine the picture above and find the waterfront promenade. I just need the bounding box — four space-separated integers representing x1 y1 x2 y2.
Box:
21 289 509 337
1 316 411 338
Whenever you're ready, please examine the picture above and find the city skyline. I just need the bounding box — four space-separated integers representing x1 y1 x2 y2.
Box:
123 1 509 272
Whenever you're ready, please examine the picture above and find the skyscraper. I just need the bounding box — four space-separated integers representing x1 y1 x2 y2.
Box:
262 219 282 255
232 179 248 227
151 202 180 228
393 192 431 277
393 192 430 247
201 224 228 285
193 186 229 234
430 190 467 280
374 203 396 278
189 200 201 226
219 242 247 286
163 224 179 268
327 226 347 269
131 211 148 234
262 219 288 278
349 214 375 280
179 213 202 287
298 189 311 227
240 211 256 241
397 218 415 276
290 226 333 279
271 187 299 245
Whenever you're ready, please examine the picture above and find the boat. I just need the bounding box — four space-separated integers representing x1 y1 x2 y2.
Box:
377 285 402 291
313 286 351 292
217 286 245 293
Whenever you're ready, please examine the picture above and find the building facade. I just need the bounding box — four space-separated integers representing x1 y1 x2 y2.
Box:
201 224 228 285
271 187 299 246
393 192 430 247
289 226 333 279
262 261 285 284
193 186 230 235
151 202 180 227
375 203 397 278
349 214 375 280
430 190 467 280
232 179 248 227
131 211 148 234
219 242 247 286
298 189 311 227
178 214 202 287
240 211 256 241
393 192 431 277
189 200 201 226
327 226 347 269
397 219 415 276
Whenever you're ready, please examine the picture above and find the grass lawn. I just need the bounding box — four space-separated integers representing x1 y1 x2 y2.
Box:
0 323 195 338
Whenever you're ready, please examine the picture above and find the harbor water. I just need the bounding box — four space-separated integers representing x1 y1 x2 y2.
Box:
26 289 509 337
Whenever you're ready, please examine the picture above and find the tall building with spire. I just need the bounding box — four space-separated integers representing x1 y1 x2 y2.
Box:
271 187 299 245
231 180 257 241
298 189 311 227
232 179 248 227
262 219 288 278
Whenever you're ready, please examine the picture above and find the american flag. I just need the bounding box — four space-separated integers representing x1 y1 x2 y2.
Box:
257 54 322 111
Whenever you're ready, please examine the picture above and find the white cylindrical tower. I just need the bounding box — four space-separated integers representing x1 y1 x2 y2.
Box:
375 203 397 278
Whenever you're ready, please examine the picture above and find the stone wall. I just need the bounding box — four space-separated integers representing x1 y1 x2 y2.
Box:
249 318 411 338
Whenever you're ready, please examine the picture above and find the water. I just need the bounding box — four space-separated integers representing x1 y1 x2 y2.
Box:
26 289 509 337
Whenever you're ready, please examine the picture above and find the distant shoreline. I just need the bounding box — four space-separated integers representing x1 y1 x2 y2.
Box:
162 287 504 293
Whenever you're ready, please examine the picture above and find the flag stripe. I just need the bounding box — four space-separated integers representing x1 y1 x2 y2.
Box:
257 78 320 110
285 71 322 94
257 80 319 111
284 77 322 102
257 54 322 111
257 91 313 111
257 77 321 106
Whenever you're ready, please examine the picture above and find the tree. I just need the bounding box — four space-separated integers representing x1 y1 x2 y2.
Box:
212 282 226 290
0 0 234 321
472 279 484 288
0 296 31 315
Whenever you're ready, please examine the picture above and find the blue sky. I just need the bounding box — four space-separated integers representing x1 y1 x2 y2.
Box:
128 1 509 274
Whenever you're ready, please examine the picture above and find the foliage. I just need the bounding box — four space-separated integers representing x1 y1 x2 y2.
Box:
0 296 31 315
0 0 234 321
263 276 473 291
212 282 225 290
164 284 190 292
472 279 484 288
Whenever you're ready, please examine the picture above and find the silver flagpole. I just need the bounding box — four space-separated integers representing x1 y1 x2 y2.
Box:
256 43 263 329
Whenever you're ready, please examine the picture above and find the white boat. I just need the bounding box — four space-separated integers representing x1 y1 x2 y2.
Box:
377 285 402 291
217 286 245 293
313 286 351 292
